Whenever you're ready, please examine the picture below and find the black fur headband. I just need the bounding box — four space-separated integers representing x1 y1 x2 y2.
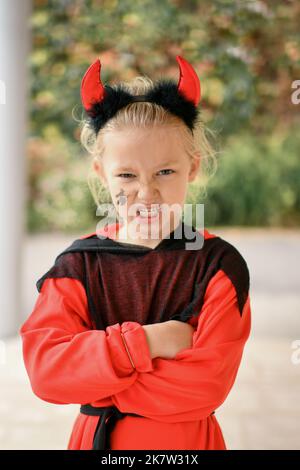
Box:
81 55 202 135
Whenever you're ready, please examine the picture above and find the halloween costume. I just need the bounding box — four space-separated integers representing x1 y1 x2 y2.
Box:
20 221 251 450
20 56 251 450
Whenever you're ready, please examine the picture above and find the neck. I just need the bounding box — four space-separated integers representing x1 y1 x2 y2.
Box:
115 217 183 248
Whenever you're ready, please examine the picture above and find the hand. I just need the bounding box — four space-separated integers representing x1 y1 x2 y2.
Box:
143 320 195 360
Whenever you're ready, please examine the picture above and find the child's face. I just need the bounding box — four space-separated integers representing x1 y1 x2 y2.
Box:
93 126 200 237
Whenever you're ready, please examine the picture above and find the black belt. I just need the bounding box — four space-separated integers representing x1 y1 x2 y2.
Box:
80 404 143 450
80 404 215 450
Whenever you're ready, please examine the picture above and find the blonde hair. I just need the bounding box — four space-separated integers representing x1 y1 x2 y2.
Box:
77 75 219 208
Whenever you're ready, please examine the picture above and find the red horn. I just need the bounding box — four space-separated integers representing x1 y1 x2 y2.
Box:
81 58 105 112
176 55 201 106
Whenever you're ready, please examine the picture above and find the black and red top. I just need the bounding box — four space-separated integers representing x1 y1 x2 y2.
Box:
20 221 251 450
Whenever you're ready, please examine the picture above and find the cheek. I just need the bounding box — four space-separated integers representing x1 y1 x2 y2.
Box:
111 175 187 202
163 175 187 198
115 189 129 207
112 184 133 216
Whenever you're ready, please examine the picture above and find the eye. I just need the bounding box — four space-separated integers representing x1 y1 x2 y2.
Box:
116 169 175 178
117 173 135 179
158 169 175 176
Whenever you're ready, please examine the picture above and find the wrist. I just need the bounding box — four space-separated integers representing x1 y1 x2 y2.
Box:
142 323 163 359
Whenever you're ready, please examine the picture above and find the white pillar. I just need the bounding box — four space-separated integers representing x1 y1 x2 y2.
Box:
0 0 31 337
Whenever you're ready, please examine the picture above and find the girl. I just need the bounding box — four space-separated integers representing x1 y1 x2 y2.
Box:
20 55 251 450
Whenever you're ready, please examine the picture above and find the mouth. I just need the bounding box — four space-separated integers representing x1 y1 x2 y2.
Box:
135 204 162 220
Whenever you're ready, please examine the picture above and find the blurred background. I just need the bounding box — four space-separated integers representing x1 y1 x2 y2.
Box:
0 0 299 449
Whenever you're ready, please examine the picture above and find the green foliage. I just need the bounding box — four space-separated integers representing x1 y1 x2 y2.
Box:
28 0 300 231
27 131 96 232
203 127 300 227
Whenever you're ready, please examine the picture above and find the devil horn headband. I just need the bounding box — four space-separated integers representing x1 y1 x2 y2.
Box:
80 55 201 134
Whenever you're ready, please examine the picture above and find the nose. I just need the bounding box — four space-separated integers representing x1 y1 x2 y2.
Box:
137 180 159 200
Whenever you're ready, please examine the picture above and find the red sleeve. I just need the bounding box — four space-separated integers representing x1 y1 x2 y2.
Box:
19 277 153 405
111 269 251 422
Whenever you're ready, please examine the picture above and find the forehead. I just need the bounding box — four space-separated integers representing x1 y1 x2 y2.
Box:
102 127 185 171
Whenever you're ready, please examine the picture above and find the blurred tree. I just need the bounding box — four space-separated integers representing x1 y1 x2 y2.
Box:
28 0 300 231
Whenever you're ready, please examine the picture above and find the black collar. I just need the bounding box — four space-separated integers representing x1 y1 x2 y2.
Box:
55 221 205 261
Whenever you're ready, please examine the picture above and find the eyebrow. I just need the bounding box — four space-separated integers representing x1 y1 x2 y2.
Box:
113 161 179 172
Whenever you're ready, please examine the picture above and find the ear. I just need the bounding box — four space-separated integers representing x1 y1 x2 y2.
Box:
188 152 201 183
93 157 108 188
